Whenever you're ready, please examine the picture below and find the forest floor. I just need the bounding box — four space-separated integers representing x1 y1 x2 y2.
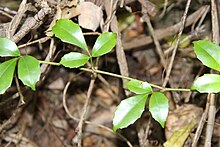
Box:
0 0 220 147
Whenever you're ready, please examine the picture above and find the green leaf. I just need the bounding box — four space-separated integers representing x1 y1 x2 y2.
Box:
193 40 220 71
0 37 20 57
0 58 17 94
125 80 152 94
191 74 220 93
92 32 116 57
149 92 169 128
113 94 148 132
18 56 41 90
52 19 88 51
60 52 89 68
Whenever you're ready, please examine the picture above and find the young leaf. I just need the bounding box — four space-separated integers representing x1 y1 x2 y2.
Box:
149 92 169 128
52 19 88 51
193 40 220 71
125 80 152 94
191 74 220 93
0 58 17 94
0 37 20 57
92 32 116 57
60 52 89 68
113 94 148 132
18 56 41 90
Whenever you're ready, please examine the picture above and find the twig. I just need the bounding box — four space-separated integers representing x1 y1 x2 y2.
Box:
138 118 151 147
103 0 116 32
7 0 27 38
18 37 50 48
40 38 57 82
0 10 13 19
191 6 210 31
205 94 216 147
63 81 79 122
162 0 192 87
164 25 205 56
97 74 121 103
109 1 129 84
185 66 204 102
142 8 166 69
83 32 101 36
159 0 168 18
62 81 133 147
77 76 96 147
103 0 129 97
0 107 22 133
204 1 219 146
123 6 208 50
192 100 209 147
210 0 219 43
14 74 25 105
12 7 52 43
0 6 17 15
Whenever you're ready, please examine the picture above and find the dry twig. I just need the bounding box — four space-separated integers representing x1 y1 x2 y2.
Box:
62 81 133 147
204 1 219 146
142 8 166 69
7 0 28 39
77 77 96 147
192 101 210 147
123 6 208 50
162 0 192 87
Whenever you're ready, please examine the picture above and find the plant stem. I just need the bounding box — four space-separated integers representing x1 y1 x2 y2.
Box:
80 68 191 92
39 60 61 66
38 60 191 92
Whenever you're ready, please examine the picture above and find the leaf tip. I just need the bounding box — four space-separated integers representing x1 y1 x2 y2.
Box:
113 125 118 133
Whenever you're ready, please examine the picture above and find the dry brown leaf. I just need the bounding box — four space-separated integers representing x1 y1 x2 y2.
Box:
48 78 65 90
46 2 79 36
164 120 196 147
78 2 103 31
165 104 203 139
52 119 68 130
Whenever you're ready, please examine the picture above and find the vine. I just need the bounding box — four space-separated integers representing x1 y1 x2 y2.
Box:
0 19 219 132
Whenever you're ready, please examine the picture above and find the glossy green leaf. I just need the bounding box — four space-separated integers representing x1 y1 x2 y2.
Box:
191 74 220 93
193 40 220 71
92 32 116 57
18 56 41 90
113 94 148 132
60 52 89 68
0 58 17 94
149 92 169 128
0 37 20 57
125 80 152 94
52 19 88 50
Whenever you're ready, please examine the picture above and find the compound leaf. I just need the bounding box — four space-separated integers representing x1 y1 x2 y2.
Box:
149 92 169 128
0 37 20 57
113 94 148 132
191 74 220 93
0 58 17 94
52 19 88 51
193 40 220 71
60 52 89 68
18 56 41 90
125 80 152 94
92 32 116 57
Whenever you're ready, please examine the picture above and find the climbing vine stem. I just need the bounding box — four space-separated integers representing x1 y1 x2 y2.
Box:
38 60 191 92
